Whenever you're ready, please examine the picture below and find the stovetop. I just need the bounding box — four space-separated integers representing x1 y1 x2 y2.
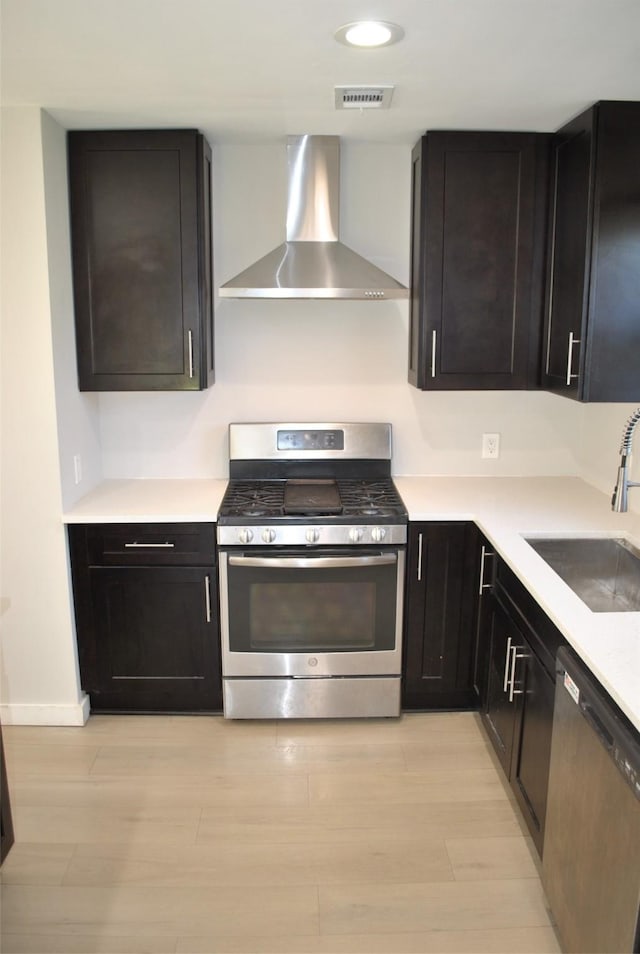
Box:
217 478 407 524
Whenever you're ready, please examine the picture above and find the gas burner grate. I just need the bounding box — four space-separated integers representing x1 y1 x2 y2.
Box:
336 479 406 518
219 481 285 518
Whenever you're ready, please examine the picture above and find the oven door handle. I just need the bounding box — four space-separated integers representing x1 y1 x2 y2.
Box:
227 554 397 569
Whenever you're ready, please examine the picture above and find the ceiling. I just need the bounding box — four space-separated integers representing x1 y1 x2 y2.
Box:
2 0 640 145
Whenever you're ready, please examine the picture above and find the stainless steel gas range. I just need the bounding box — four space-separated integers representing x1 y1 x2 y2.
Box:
216 422 407 719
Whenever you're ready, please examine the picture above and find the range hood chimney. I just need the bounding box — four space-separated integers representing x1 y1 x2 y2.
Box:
219 135 408 300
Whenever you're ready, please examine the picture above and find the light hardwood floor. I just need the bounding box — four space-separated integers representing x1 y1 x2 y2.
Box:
0 711 560 954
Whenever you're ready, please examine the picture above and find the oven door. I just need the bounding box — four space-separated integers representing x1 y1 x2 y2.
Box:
218 547 404 678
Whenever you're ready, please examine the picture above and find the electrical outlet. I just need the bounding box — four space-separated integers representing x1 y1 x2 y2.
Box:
482 433 500 459
73 454 82 485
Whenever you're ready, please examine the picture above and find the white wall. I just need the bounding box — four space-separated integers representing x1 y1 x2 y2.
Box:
0 107 90 724
42 112 103 509
98 142 582 481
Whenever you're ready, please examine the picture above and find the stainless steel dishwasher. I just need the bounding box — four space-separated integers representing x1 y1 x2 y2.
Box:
542 646 640 953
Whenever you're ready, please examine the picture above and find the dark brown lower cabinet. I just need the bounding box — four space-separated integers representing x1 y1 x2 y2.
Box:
68 523 222 713
481 561 564 855
403 522 568 856
402 522 480 709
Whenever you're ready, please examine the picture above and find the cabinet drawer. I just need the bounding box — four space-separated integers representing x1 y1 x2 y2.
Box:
82 523 216 566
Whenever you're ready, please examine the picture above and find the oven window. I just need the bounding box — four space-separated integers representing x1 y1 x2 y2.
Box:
224 550 399 654
250 582 376 650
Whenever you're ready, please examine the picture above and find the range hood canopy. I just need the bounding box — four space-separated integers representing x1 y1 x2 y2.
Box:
219 135 408 300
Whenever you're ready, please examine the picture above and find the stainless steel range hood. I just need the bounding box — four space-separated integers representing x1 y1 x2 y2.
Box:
219 136 408 300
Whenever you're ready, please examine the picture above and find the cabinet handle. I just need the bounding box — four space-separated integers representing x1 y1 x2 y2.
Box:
205 575 212 623
431 330 437 378
565 331 581 386
124 542 175 548
188 329 194 378
507 644 518 701
417 532 423 582
509 650 528 702
478 545 494 595
502 636 513 692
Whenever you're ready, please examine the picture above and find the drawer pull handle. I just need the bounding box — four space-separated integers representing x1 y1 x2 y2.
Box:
417 532 423 582
502 636 513 692
509 650 529 702
124 542 176 548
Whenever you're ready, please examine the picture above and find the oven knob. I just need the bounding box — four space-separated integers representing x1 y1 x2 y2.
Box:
305 528 320 544
238 528 254 544
371 526 386 543
349 527 364 543
261 528 276 543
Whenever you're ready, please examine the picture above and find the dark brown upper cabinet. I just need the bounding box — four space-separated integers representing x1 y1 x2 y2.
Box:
409 131 550 390
542 101 640 402
68 129 214 391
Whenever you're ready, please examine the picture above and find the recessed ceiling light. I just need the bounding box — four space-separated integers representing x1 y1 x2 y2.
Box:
334 20 404 48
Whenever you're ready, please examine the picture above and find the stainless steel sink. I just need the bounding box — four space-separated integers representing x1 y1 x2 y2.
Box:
524 536 640 612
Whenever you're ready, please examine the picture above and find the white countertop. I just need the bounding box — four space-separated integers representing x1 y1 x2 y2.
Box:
64 478 227 523
64 475 640 732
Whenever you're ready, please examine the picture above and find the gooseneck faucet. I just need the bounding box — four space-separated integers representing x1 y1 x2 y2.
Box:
612 407 640 512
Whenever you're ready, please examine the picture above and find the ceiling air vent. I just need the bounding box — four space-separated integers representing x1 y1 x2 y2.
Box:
334 85 394 110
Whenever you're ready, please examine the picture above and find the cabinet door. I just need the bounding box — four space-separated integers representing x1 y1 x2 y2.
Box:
409 132 549 390
584 101 640 401
510 648 555 856
482 597 521 776
543 110 593 397
68 129 214 391
403 523 478 709
543 101 640 402
483 586 557 855
86 566 221 712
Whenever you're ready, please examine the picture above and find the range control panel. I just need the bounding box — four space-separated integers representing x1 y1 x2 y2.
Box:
228 422 392 463
277 429 344 452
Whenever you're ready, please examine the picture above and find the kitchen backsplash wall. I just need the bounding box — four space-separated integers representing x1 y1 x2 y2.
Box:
97 330 580 479
569 402 640 501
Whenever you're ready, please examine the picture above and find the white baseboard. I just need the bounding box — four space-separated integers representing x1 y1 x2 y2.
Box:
0 695 90 726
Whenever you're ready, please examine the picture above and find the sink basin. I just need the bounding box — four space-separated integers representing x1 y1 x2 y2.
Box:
524 536 640 613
